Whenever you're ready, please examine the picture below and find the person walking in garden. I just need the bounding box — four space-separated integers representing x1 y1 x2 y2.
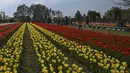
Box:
78 24 82 30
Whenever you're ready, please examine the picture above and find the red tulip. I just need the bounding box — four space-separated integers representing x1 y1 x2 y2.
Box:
35 23 130 56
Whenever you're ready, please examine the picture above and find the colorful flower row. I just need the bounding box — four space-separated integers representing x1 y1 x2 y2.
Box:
36 23 130 56
0 24 25 73
32 23 130 73
0 24 21 39
0 24 17 31
28 24 86 73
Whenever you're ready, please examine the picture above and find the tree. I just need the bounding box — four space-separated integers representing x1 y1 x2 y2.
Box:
51 10 55 17
122 8 130 21
55 10 63 18
87 10 101 22
83 14 89 24
44 8 52 23
104 7 122 22
63 16 71 25
14 4 62 23
54 10 63 25
13 12 20 21
0 13 2 22
75 10 82 24
53 17 58 24
29 4 57 23
1 11 5 22
83 14 86 22
104 7 129 27
0 11 16 23
109 0 130 7
30 4 47 22
8 17 16 22
0 11 6 22
13 4 29 22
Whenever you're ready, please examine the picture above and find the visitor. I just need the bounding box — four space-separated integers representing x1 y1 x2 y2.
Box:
78 24 82 30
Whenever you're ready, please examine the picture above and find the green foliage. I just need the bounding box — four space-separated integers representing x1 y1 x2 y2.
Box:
104 7 122 22
122 8 130 20
83 14 89 24
30 4 47 22
13 4 62 22
0 11 16 23
109 0 130 7
14 4 29 22
87 10 101 22
74 10 82 23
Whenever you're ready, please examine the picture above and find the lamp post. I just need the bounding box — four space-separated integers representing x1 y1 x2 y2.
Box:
109 18 111 34
109 14 114 34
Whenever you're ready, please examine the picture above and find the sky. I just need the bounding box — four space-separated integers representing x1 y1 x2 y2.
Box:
0 0 117 17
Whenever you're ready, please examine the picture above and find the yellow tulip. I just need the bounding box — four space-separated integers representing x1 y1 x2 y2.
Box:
50 67 54 72
58 70 63 73
111 69 116 73
58 65 63 70
122 62 127 67
120 70 125 73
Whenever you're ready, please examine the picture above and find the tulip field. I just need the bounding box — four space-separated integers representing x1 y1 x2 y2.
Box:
0 23 130 73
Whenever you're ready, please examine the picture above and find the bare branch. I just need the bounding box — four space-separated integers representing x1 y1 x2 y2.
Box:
109 0 130 7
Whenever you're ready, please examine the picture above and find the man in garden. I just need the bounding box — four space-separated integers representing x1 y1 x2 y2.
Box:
78 24 82 30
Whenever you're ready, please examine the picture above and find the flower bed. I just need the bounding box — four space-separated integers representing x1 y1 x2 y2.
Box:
0 24 21 39
32 23 130 73
0 24 17 31
28 24 86 73
0 24 25 72
36 23 130 57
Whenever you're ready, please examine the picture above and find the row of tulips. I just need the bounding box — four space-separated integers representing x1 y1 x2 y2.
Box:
0 24 17 31
0 24 21 39
28 24 86 73
32 23 130 73
37 23 130 56
0 24 25 73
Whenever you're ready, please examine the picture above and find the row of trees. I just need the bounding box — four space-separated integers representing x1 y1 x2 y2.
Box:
69 0 130 25
13 4 74 26
1 0 130 25
109 0 130 7
53 0 130 25
13 3 130 26
74 7 130 25
0 11 15 23
74 10 101 24
103 7 130 22
13 4 63 23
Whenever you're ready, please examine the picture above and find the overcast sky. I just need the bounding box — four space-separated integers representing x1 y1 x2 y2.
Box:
0 0 117 17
